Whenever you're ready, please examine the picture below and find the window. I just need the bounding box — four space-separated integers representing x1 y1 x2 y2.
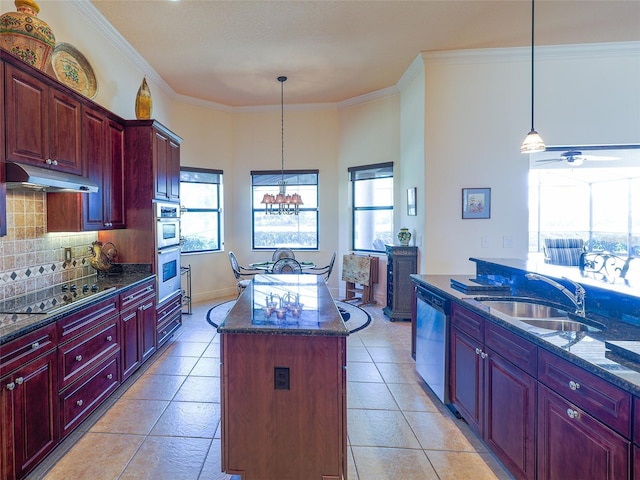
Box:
349 162 394 252
529 146 640 256
180 167 222 254
251 170 319 250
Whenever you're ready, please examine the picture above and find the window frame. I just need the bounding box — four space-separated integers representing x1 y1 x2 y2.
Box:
251 169 319 251
179 167 223 255
349 162 394 253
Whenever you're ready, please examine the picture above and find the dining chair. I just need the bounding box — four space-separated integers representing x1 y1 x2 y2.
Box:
305 252 336 281
271 257 302 274
228 251 261 296
272 248 295 261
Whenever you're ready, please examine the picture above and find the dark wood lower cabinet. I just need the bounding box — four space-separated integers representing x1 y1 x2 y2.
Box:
537 384 630 480
450 326 483 434
1 349 58 480
485 347 536 480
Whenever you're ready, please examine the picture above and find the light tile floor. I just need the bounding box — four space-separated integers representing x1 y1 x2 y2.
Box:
30 298 514 480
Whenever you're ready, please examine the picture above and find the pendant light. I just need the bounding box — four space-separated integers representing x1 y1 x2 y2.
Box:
521 0 546 153
261 76 303 215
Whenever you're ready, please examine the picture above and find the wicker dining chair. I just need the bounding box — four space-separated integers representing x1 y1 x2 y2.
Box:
271 257 302 274
228 251 261 296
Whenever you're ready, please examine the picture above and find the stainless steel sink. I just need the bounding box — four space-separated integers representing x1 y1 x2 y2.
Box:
477 299 604 332
517 318 594 331
479 300 568 319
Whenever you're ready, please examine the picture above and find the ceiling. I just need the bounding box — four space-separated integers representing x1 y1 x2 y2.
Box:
88 0 640 107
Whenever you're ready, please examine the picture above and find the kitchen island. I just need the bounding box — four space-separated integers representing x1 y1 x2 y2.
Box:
411 258 640 480
218 274 348 480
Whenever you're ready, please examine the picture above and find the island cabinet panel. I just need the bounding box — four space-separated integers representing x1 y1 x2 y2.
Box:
537 384 630 480
5 63 82 174
0 61 5 237
1 348 58 480
450 303 537 480
221 333 346 479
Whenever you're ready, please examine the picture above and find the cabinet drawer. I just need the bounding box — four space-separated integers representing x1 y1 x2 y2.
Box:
156 291 182 325
0 323 57 377
60 353 120 437
538 348 631 438
485 322 537 377
120 279 155 311
157 309 182 347
451 303 484 341
58 294 119 342
58 319 119 389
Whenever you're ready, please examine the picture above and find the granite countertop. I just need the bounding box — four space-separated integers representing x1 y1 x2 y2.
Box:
411 273 640 398
217 274 348 337
0 270 155 345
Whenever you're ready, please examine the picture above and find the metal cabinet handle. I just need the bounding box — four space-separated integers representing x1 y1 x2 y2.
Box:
475 348 481 355
31 342 40 350
566 408 580 419
6 382 15 391
106 373 113 380
76 399 83 407
480 352 488 359
15 377 24 385
106 335 113 342
75 355 83 362
569 380 581 391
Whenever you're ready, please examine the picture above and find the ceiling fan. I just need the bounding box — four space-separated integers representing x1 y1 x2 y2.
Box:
535 150 620 166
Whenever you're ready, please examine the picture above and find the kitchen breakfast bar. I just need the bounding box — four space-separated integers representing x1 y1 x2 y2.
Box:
217 274 348 480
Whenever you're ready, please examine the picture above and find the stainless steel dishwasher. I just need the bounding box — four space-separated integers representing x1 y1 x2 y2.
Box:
415 285 451 403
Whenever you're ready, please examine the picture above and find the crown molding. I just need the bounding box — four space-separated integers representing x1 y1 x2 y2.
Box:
337 86 399 109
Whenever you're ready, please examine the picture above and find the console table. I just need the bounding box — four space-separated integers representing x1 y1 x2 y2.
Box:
383 245 418 321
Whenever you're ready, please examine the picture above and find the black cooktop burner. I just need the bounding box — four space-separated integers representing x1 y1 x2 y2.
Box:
0 275 116 315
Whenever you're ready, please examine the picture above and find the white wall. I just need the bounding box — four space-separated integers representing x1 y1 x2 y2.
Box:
420 43 640 275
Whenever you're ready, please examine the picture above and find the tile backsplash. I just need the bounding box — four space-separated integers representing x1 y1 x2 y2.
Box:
0 190 97 300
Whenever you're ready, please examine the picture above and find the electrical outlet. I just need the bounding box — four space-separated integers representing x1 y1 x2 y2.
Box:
64 247 72 263
274 366 290 390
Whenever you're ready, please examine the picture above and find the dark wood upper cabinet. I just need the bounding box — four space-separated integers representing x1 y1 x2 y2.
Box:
5 63 82 175
151 126 181 202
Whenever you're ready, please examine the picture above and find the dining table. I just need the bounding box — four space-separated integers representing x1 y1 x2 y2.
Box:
249 260 316 272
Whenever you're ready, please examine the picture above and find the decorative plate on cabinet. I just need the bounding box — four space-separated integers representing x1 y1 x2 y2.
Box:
51 42 97 99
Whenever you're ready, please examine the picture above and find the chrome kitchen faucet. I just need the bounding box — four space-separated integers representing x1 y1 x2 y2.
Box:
525 273 586 318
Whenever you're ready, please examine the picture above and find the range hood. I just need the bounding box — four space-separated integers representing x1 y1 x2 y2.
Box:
5 162 99 193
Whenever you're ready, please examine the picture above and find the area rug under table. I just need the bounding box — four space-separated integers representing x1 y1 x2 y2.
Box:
206 299 371 334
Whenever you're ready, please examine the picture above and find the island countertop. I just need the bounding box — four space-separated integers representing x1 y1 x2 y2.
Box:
217 274 348 336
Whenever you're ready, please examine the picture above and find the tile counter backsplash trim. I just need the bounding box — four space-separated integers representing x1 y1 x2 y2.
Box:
0 190 98 300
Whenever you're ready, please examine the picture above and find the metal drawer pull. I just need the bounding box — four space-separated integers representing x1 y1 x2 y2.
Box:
107 373 113 380
6 382 15 391
566 408 579 419
475 348 481 355
31 342 40 350
480 352 488 359
15 377 24 385
569 380 581 391
76 399 83 407
106 335 113 342
75 355 83 362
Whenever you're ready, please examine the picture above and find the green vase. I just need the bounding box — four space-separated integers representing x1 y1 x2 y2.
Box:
397 228 411 246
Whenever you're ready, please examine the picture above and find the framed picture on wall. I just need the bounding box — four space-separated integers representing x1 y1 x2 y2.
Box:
407 187 417 216
462 187 491 219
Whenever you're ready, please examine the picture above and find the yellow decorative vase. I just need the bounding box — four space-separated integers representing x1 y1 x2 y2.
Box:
0 0 55 71
135 76 153 119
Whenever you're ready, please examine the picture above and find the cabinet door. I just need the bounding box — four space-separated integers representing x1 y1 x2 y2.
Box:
1 350 58 480
120 308 141 381
5 64 48 165
450 326 483 434
485 348 537 480
106 120 125 229
0 61 6 237
139 297 156 363
48 88 82 174
82 108 108 230
153 129 170 200
537 384 629 480
168 139 180 202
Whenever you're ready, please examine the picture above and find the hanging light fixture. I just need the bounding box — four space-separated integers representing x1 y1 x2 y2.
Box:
521 0 546 154
261 76 304 215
